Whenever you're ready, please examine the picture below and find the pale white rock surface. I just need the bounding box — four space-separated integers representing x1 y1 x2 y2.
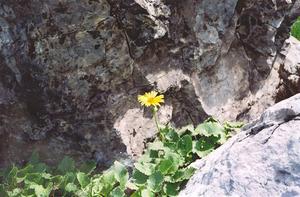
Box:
180 94 300 197
114 106 172 158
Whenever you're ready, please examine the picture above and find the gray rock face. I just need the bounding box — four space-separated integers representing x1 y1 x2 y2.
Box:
277 37 300 102
193 0 300 122
180 94 300 197
0 0 300 168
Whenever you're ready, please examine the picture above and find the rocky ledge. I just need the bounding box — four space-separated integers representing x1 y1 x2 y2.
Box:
180 94 300 197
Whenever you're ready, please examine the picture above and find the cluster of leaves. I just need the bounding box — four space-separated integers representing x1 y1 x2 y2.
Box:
0 153 100 197
291 17 300 41
0 118 242 197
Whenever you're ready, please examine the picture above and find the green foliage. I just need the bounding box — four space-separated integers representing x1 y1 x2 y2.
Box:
0 118 242 197
291 17 300 41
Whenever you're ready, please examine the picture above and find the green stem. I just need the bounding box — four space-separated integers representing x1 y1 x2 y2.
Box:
153 109 160 133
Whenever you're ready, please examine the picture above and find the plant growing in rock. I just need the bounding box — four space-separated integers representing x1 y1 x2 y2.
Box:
0 91 243 197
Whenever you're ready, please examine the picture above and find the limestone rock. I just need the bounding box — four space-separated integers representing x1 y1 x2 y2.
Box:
0 0 300 168
180 94 300 197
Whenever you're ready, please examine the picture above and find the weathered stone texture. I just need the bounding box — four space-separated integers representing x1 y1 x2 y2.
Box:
0 0 299 167
180 94 300 197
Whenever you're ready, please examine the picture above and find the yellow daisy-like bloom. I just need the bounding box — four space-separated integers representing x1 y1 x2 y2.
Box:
138 91 164 107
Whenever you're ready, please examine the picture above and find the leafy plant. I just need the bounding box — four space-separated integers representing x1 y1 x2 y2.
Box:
0 118 242 197
1 92 243 196
291 17 300 41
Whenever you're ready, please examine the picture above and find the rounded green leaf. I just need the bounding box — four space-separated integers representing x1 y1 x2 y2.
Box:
65 182 77 193
147 171 164 193
113 161 129 189
177 135 193 156
131 169 148 186
109 187 125 197
141 188 155 197
165 129 179 142
134 163 155 176
171 167 196 182
158 159 173 175
194 121 224 137
163 183 179 196
76 172 90 188
292 17 300 40
192 135 220 158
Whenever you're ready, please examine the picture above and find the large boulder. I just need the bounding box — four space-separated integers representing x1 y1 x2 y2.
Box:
0 0 299 168
180 94 300 197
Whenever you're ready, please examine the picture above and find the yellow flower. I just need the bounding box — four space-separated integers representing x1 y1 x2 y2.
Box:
138 91 164 107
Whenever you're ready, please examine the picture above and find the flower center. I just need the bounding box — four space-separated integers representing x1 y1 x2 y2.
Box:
147 97 155 104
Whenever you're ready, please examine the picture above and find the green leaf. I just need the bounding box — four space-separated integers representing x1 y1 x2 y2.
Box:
163 182 179 196
141 188 155 197
7 165 18 186
7 188 23 197
24 173 43 185
28 182 53 197
126 181 139 190
131 169 148 186
147 171 164 193
20 188 35 197
177 135 193 156
16 165 33 183
51 175 63 187
149 150 159 159
91 177 104 196
158 159 173 175
113 161 129 189
194 121 228 144
170 167 196 182
194 121 224 137
60 172 76 189
100 169 117 195
134 163 155 176
130 189 142 197
164 142 177 150
224 121 244 129
165 129 179 142
76 172 90 188
193 136 220 158
79 160 97 175
292 17 300 40
138 153 152 163
65 182 78 193
75 189 89 197
32 163 48 173
164 152 183 173
109 187 125 197
101 169 116 185
58 157 75 174
147 141 165 151
40 173 52 180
